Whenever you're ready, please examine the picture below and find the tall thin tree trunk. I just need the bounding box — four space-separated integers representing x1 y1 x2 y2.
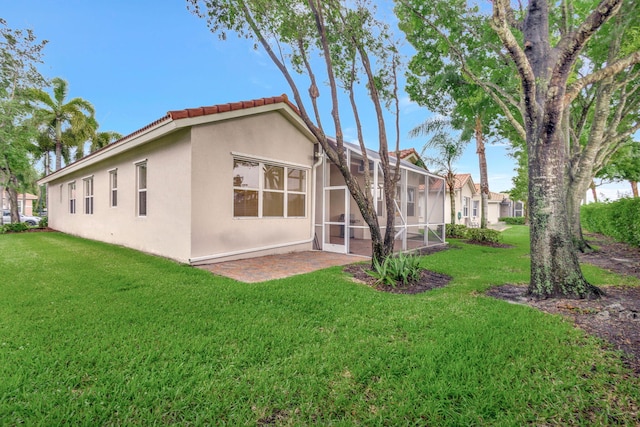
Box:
590 180 598 202
7 178 20 223
475 115 489 228
631 181 638 197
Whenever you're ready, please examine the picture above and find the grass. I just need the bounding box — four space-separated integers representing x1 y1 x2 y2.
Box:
1 227 638 425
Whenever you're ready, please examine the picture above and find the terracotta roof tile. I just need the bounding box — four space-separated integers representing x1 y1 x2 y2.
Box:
43 95 299 178
390 148 420 159
453 173 473 190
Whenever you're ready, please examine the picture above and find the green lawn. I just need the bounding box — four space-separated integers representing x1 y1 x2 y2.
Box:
1 227 638 425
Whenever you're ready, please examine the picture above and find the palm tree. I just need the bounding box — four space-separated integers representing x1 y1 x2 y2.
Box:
410 118 467 225
29 77 95 171
89 130 122 153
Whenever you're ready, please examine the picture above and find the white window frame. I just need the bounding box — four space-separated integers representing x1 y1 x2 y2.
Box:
135 161 147 217
407 187 416 217
109 168 118 208
83 176 94 214
68 181 76 214
472 200 479 217
463 196 470 217
232 156 307 219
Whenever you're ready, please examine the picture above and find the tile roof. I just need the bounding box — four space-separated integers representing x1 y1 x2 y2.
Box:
120 95 299 145
473 184 508 201
40 95 299 180
166 95 299 120
454 173 473 190
390 148 420 159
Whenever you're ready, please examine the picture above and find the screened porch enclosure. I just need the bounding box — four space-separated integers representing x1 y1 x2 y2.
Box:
316 143 446 257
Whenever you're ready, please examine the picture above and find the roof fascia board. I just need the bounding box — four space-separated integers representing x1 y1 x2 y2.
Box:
38 120 177 184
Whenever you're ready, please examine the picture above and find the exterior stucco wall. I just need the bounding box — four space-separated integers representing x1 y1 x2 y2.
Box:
189 111 315 263
445 183 475 224
46 130 192 263
486 201 502 224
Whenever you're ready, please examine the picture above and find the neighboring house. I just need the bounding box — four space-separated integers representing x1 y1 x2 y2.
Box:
1 189 38 216
389 148 425 167
473 184 525 223
445 173 477 226
38 95 446 264
444 175 525 226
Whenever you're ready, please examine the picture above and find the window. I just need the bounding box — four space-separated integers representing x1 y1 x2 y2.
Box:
515 201 524 217
109 169 118 207
136 162 147 216
83 177 93 214
68 182 76 214
263 165 284 217
472 200 479 217
463 196 470 217
233 159 259 217
287 168 306 217
233 158 306 218
407 187 416 217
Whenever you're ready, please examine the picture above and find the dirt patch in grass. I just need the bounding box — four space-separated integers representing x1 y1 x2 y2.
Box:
464 240 515 248
487 233 640 375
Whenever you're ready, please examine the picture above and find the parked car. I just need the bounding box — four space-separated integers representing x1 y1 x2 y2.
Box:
2 209 42 226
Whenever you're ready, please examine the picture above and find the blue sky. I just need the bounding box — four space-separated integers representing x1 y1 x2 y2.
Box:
4 1 630 198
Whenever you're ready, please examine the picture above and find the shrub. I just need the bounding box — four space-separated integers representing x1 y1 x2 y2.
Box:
2 222 29 233
581 198 640 247
466 228 502 244
39 217 48 228
498 216 526 225
367 252 422 287
446 224 468 238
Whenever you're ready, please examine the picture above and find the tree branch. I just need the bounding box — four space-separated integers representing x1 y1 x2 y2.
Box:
565 51 640 105
491 0 537 132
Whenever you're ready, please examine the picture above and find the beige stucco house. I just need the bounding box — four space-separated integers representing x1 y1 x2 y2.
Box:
444 174 524 226
38 96 446 264
1 190 38 216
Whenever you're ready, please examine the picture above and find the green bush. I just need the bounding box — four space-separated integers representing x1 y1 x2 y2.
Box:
367 252 422 287
581 198 640 247
466 228 502 244
39 217 48 228
1 222 29 233
498 216 526 225
446 223 468 238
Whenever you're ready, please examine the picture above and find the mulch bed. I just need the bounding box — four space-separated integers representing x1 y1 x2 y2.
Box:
343 263 452 294
487 232 640 375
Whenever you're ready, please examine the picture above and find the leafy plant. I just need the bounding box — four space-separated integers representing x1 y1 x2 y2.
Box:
39 217 48 228
466 228 502 244
582 198 640 247
367 252 423 287
446 223 468 238
1 223 29 233
499 216 526 225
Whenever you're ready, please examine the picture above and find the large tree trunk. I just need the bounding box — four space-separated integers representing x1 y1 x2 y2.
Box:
475 115 489 228
631 181 638 197
491 0 610 299
528 133 601 298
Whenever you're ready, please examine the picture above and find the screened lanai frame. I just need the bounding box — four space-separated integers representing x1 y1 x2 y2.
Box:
317 141 446 257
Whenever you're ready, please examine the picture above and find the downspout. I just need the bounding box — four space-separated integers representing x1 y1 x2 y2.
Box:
310 143 324 248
